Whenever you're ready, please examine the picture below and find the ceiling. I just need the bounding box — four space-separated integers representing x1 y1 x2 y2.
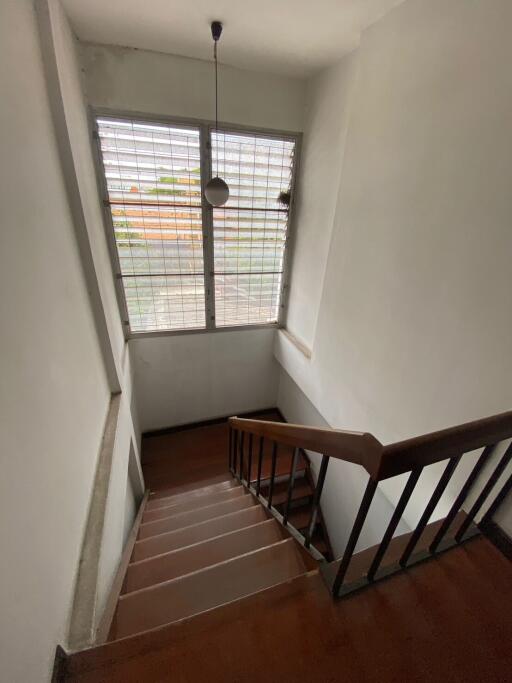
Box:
61 0 404 78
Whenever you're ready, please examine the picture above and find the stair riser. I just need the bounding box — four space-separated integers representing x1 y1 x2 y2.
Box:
124 520 286 593
247 453 307 484
146 480 237 510
260 492 313 509
143 488 246 523
132 506 269 561
114 540 308 639
138 496 257 540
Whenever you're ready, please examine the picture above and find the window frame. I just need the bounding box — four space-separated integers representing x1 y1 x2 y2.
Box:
90 107 301 339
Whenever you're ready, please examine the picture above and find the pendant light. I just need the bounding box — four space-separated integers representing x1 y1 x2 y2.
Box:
205 21 230 207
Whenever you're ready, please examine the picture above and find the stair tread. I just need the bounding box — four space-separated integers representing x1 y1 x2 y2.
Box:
248 449 308 483
65 573 320 680
124 519 287 593
138 495 257 540
113 539 310 640
143 487 246 523
287 507 318 531
147 479 238 509
310 531 329 556
132 505 269 561
259 478 313 506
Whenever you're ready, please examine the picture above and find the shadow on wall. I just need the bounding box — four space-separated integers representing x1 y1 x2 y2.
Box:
277 368 411 557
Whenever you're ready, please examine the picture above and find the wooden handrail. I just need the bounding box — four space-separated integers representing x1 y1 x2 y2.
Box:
229 409 512 481
228 417 384 478
378 410 512 479
231 411 512 598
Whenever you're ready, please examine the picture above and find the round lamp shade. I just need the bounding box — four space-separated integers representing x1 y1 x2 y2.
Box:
205 176 229 206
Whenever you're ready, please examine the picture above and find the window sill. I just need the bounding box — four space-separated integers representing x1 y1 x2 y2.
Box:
127 322 280 340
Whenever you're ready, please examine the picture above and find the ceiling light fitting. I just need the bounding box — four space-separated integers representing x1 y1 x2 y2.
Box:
204 21 230 207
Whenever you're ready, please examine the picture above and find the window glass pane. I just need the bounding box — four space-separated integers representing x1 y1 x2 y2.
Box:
96 117 205 332
211 130 295 327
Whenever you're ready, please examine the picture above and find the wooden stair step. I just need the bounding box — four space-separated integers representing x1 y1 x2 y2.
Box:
309 530 329 556
64 573 320 681
145 468 232 494
287 507 318 532
259 477 313 507
132 506 269 561
112 539 311 640
147 479 238 509
124 519 287 593
143 487 246 523
248 449 308 484
138 495 258 539
138 495 257 540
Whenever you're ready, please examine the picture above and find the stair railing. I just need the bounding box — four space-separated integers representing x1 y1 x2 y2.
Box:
228 410 512 598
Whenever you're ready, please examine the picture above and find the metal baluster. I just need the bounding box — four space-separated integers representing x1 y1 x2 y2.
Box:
304 455 330 548
246 434 253 487
232 430 239 478
400 456 460 568
228 427 233 473
481 470 512 526
367 466 423 581
267 442 278 508
283 448 300 526
238 432 245 481
455 442 512 542
256 437 264 496
332 478 378 597
429 445 494 554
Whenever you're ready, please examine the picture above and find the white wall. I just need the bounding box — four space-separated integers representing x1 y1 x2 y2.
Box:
279 0 512 538
132 329 280 431
0 1 148 679
123 448 138 545
94 347 143 627
41 0 145 640
81 42 305 132
0 1 112 680
285 54 358 348
80 43 307 430
45 3 125 392
277 369 409 556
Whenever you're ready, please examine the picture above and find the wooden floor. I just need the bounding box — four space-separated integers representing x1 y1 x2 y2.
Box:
66 414 512 682
143 411 292 485
141 417 238 495
67 537 511 682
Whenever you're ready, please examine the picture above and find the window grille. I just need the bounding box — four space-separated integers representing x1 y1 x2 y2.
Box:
95 116 296 334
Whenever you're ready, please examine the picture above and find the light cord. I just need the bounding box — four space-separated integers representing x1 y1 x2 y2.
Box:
214 40 218 133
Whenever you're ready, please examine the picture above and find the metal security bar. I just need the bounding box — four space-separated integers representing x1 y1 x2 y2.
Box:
96 117 206 333
210 129 296 328
93 112 298 337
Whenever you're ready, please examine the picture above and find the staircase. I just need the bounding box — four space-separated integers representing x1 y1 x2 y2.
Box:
109 478 318 641
57 409 512 682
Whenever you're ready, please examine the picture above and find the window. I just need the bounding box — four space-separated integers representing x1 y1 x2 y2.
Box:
95 115 297 335
96 118 205 332
211 131 295 327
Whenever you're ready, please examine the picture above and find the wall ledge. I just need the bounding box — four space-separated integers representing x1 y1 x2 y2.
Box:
67 394 120 650
280 328 312 359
